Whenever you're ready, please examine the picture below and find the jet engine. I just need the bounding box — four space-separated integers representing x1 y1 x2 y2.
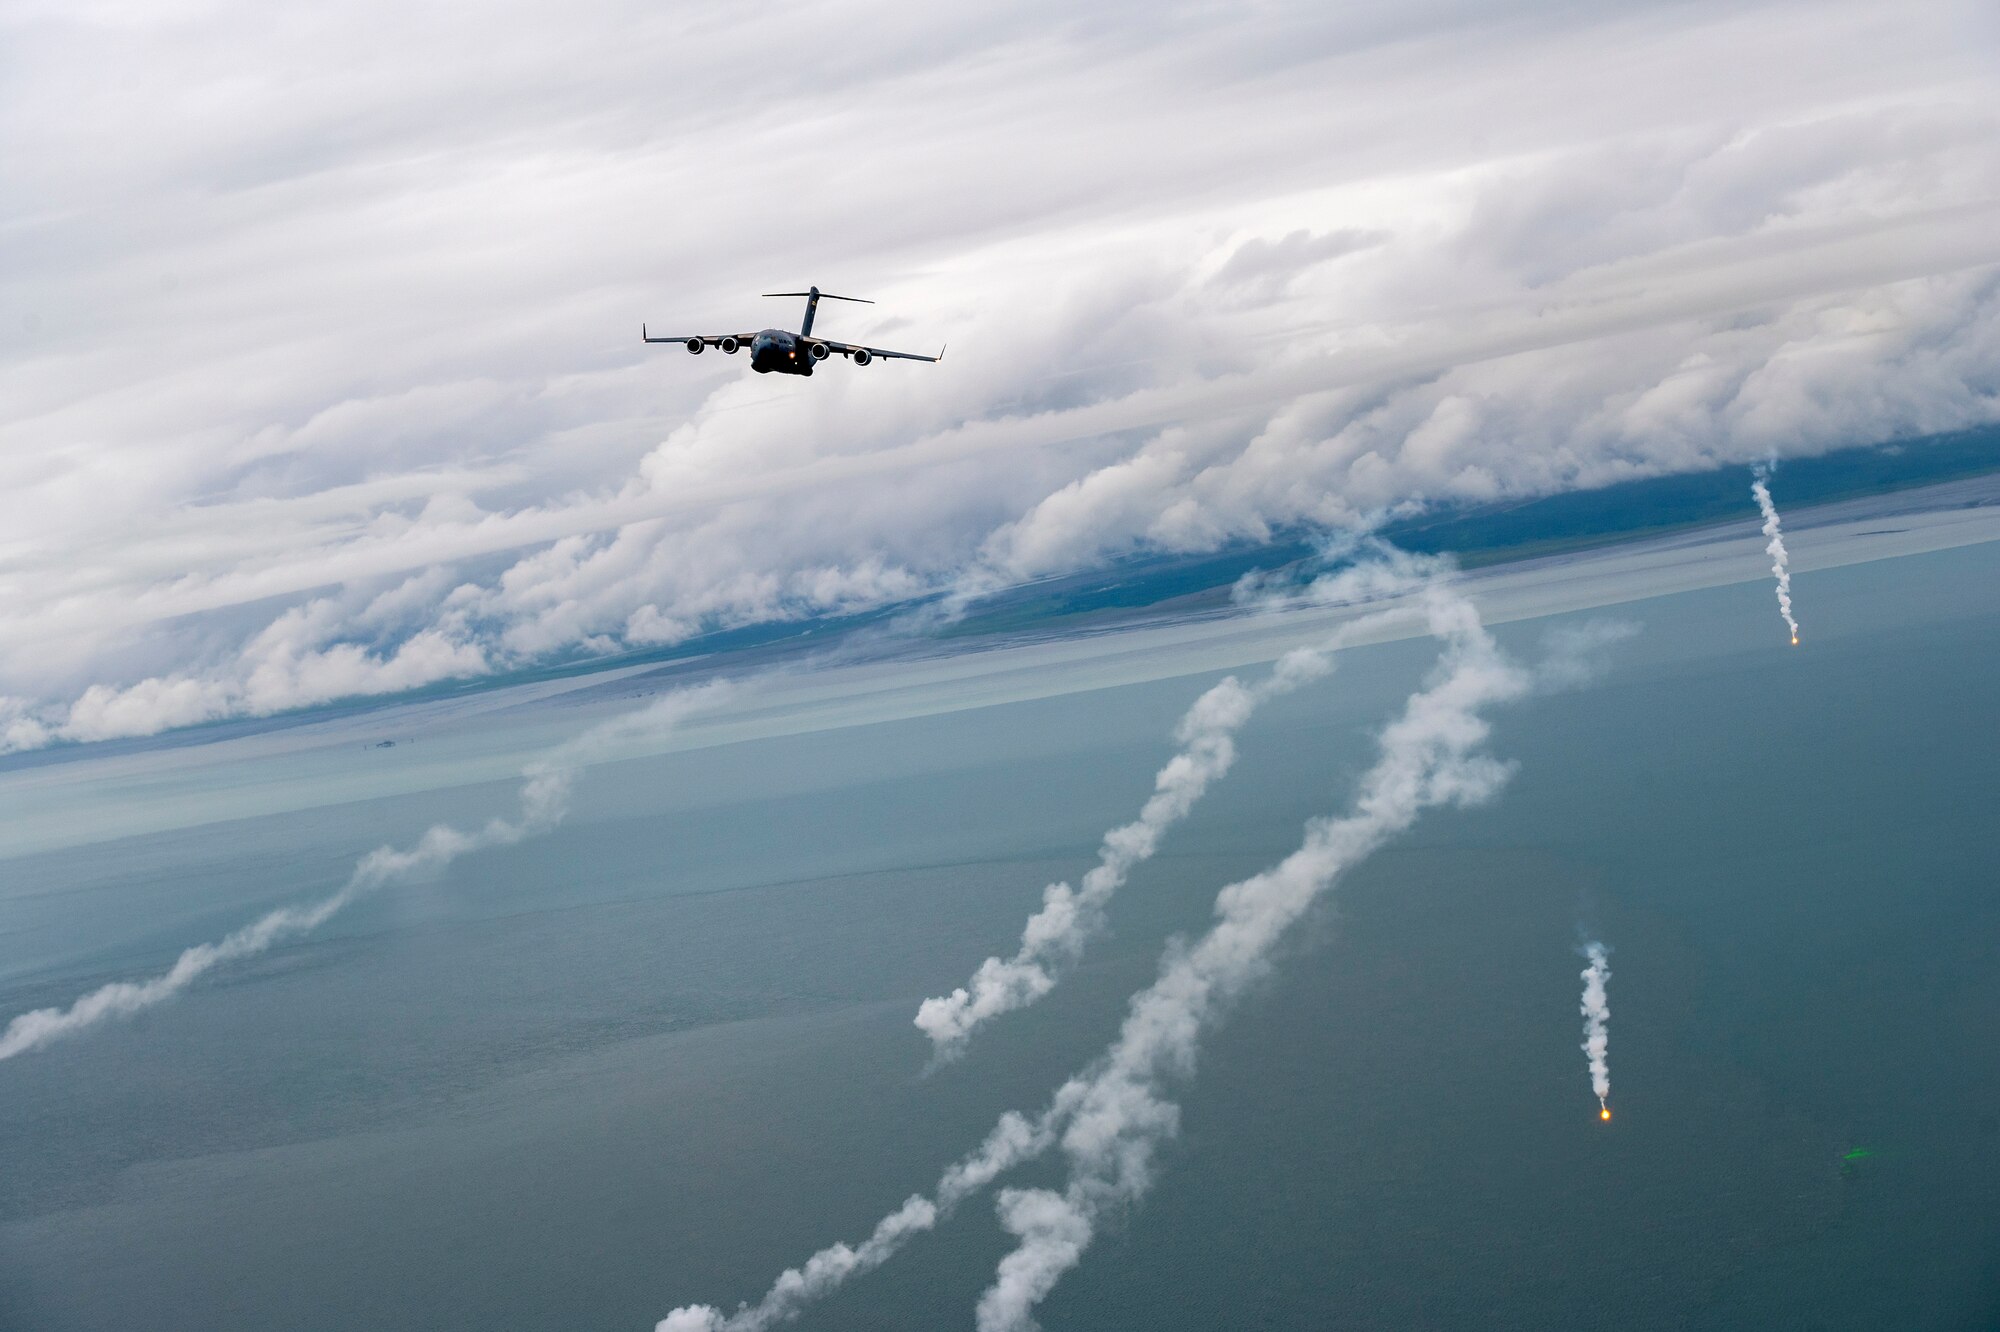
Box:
719 336 739 354
852 348 873 366
809 341 831 361
685 338 704 354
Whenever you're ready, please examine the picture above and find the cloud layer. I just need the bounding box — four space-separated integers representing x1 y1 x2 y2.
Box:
4 0 1997 749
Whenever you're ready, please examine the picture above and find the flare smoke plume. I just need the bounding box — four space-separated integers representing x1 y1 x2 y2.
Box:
657 570 1537 1332
655 1109 1060 1332
913 672 1272 1058
1750 469 1800 645
970 582 1531 1332
1581 940 1611 1118
914 555 1437 1059
0 681 728 1062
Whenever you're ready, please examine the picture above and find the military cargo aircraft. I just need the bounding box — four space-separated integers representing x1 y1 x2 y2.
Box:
643 287 944 376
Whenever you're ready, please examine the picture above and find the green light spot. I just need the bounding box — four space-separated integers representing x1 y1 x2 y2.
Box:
1842 1148 1874 1162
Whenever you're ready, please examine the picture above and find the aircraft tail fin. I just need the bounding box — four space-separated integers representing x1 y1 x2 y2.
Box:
764 287 872 336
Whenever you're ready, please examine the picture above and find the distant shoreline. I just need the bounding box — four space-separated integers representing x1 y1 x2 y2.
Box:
4 466 1998 861
4 427 1997 779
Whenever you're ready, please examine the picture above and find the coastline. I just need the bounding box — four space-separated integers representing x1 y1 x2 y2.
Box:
2 471 1996 862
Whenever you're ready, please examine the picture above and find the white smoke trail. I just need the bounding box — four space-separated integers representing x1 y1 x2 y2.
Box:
655 1109 1062 1332
1750 469 1800 646
914 555 1437 1060
656 571 1534 1332
1581 940 1611 1119
911 673 1269 1058
970 582 1530 1332
0 680 730 1062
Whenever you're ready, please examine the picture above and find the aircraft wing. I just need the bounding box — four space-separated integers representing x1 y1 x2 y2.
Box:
809 337 947 364
641 327 759 347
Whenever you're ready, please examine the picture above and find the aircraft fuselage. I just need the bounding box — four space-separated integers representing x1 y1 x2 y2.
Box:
749 329 814 376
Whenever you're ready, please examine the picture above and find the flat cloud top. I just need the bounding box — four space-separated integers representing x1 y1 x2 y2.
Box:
2 0 1997 750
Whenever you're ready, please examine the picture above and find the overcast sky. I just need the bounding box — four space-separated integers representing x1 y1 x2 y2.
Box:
3 0 1996 750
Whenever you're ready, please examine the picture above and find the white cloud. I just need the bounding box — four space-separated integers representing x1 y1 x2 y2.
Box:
2 0 1996 749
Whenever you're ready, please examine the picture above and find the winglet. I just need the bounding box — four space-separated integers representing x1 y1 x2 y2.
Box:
641 324 648 342
938 343 947 363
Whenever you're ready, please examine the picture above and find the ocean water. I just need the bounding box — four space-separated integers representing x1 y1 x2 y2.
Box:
1 536 1997 1330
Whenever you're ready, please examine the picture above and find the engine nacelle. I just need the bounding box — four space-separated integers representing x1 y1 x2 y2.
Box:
808 341 831 361
719 336 739 354
685 338 704 354
852 348 872 366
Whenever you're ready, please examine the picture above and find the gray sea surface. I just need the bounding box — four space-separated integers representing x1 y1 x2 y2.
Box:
2 515 1998 1330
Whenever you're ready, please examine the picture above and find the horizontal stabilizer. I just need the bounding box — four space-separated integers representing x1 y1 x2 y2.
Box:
763 291 873 304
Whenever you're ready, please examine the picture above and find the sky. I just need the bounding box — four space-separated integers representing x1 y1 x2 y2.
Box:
3 0 1997 751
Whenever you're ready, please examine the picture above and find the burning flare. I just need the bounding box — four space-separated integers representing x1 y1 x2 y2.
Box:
1581 940 1612 1122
